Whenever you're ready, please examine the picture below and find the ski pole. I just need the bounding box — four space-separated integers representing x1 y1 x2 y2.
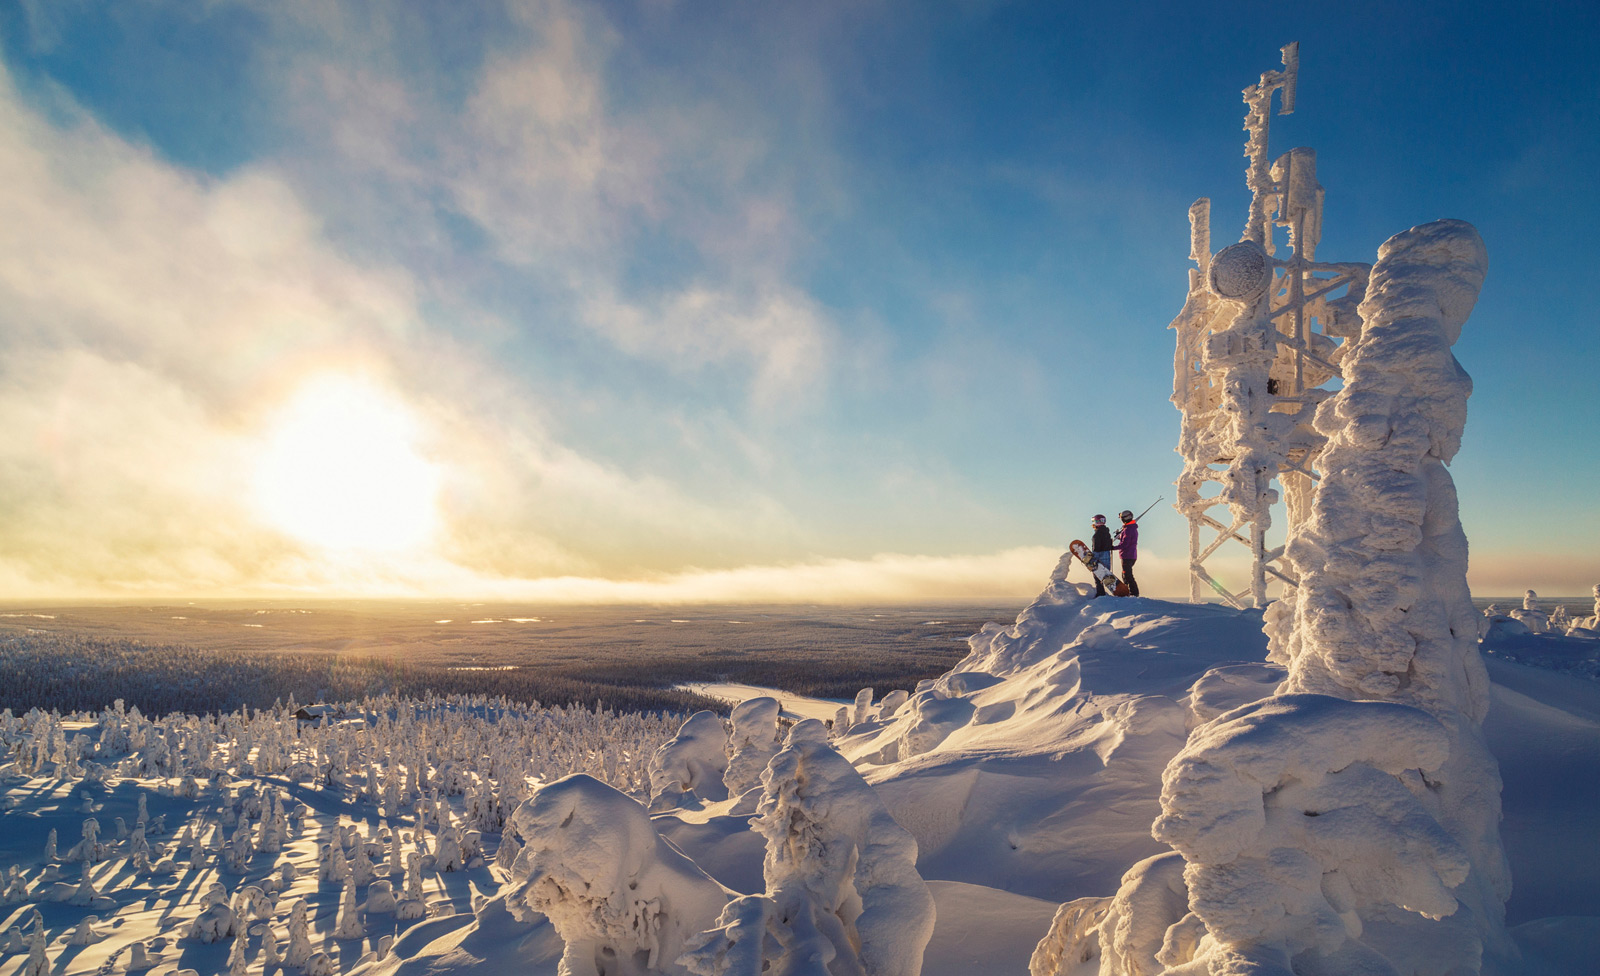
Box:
1133 496 1164 522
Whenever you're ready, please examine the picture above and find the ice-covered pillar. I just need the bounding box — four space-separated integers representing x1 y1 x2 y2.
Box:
1273 219 1491 717
1271 218 1511 965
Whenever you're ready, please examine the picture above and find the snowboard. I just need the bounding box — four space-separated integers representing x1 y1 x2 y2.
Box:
1070 540 1129 596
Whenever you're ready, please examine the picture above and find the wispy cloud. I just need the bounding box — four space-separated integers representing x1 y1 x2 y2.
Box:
254 0 838 402
0 54 810 595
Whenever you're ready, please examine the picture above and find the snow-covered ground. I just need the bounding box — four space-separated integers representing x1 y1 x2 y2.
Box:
5 577 1591 976
674 683 847 723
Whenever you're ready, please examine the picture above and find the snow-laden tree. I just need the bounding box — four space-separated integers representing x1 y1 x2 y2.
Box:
68 916 103 946
724 697 782 799
505 773 731 976
23 920 48 976
876 689 910 721
226 930 249 976
682 719 935 976
334 876 365 939
1510 589 1549 634
284 899 314 968
1567 584 1600 638
261 929 282 971
1150 697 1472 973
64 817 104 863
648 711 730 807
851 688 874 727
188 883 241 943
366 879 398 914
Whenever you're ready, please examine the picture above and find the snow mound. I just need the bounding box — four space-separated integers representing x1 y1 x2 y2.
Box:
836 582 1279 901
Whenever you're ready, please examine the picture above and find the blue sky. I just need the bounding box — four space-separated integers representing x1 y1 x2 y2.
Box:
0 0 1595 600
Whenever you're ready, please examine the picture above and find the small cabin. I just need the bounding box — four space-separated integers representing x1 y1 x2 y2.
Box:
293 704 340 726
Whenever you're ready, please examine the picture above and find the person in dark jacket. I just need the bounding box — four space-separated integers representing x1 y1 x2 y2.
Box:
1090 515 1115 596
1115 510 1140 597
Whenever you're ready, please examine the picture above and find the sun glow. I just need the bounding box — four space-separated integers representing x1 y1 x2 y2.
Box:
253 376 442 553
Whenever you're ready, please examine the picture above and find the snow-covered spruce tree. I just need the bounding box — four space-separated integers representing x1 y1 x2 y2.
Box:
226 929 249 976
261 929 282 971
334 876 365 940
682 719 934 976
1142 220 1510 976
284 899 314 968
723 697 782 799
1510 590 1549 634
647 711 729 808
851 688 874 727
505 773 731 976
1568 584 1600 637
23 919 48 976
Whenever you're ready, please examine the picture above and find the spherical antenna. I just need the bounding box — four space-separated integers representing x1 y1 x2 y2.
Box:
1207 240 1271 303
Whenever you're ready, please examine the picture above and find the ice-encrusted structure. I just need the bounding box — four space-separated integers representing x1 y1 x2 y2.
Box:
1131 220 1509 976
1099 47 1511 976
1171 42 1372 609
680 719 935 976
505 774 731 976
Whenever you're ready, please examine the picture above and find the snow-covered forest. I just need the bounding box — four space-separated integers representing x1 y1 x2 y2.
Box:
0 633 719 718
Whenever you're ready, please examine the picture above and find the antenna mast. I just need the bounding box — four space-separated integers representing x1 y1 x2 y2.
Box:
1170 43 1372 608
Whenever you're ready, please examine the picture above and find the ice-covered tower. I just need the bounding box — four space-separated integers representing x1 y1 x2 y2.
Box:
1172 43 1373 607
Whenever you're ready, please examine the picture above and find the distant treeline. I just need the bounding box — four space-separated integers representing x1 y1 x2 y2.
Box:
0 632 722 718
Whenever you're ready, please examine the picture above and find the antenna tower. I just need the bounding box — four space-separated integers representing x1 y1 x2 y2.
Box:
1171 43 1373 608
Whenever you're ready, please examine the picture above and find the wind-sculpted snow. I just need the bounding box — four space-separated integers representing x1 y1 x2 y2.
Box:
835 581 1279 902
1152 697 1470 963
505 775 732 976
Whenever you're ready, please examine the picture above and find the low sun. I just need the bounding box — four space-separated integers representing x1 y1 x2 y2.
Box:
253 375 442 553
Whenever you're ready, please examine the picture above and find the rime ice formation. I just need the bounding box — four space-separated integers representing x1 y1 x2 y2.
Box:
681 719 935 976
505 774 732 976
1172 42 1372 609
1142 221 1510 975
1510 590 1550 634
1567 584 1600 638
1269 218 1492 716
1150 698 1472 966
1094 45 1513 976
1030 896 1113 976
723 697 782 800
648 710 731 808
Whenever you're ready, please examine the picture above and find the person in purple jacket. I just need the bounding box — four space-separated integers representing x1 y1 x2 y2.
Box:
1114 509 1140 597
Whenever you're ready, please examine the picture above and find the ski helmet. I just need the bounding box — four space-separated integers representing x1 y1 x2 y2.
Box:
1092 515 1106 525
1119 509 1134 521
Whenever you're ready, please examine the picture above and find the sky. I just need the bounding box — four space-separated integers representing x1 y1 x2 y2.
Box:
0 0 1596 603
